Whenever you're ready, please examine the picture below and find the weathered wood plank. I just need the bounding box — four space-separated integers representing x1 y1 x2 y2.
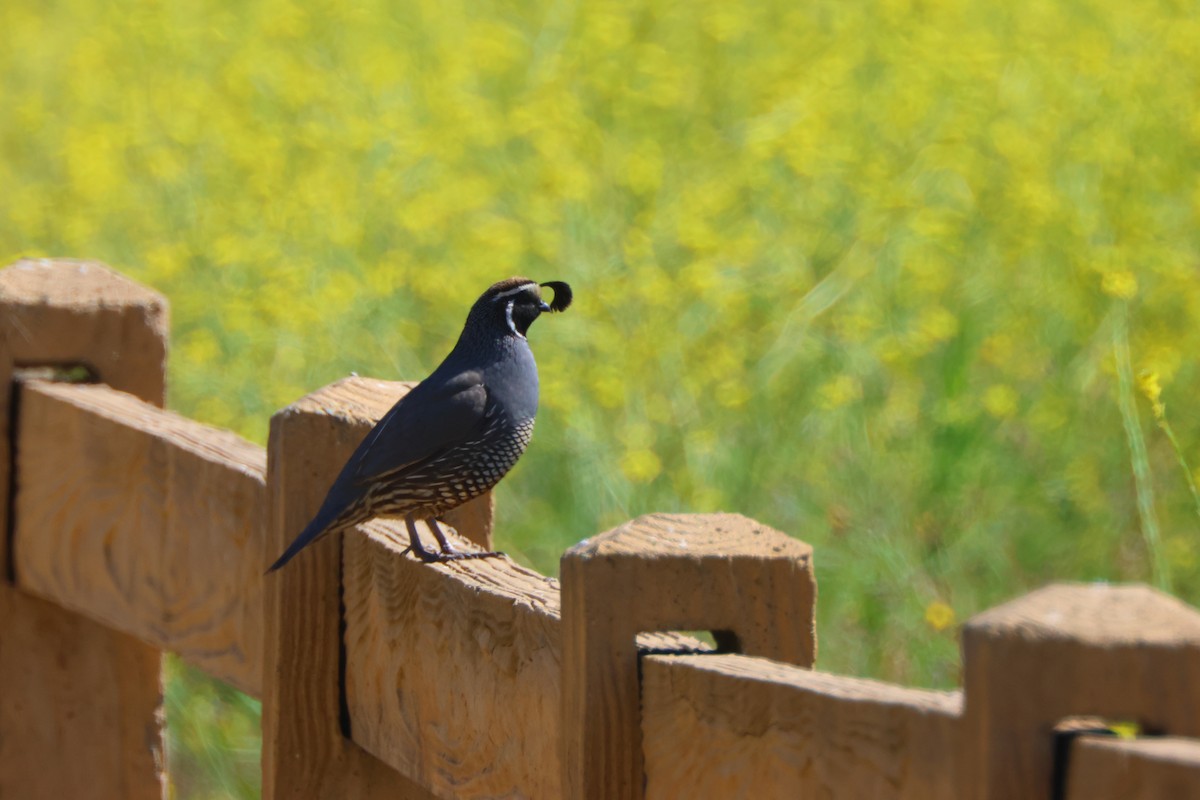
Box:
344 520 562 799
263 377 456 800
642 653 962 799
1066 735 1200 799
0 590 165 799
13 380 267 695
962 583 1200 800
0 258 167 800
561 513 817 800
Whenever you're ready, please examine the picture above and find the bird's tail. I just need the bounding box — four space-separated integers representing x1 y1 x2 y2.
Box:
265 503 356 574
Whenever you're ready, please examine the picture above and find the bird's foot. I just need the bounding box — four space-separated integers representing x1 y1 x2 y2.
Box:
411 547 506 564
403 516 504 563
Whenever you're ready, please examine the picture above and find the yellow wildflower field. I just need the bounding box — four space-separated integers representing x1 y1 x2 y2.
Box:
3 0 1199 795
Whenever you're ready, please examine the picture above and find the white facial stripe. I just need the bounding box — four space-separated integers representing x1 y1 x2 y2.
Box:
492 283 539 302
504 299 526 339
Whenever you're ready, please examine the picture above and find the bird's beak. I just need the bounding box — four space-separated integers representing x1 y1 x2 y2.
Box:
538 301 552 313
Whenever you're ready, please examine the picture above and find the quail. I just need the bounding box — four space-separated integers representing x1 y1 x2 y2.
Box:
267 277 572 572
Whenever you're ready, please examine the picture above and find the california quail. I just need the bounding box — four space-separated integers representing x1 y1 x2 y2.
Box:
267 277 572 572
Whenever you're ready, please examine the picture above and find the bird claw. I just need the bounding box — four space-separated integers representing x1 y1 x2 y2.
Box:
409 547 506 564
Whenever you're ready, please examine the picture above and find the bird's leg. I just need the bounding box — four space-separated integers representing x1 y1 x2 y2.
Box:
403 515 441 562
426 517 455 552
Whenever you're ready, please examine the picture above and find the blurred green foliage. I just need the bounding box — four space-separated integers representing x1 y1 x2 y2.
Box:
3 0 1199 796
165 656 261 799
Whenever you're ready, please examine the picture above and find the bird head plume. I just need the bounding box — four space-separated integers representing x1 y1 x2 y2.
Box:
539 281 573 312
468 277 572 339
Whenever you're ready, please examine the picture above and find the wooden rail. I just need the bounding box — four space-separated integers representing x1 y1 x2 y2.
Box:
15 379 266 694
641 654 962 798
2 258 1199 799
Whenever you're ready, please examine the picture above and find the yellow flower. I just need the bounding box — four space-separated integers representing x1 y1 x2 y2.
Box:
1101 271 1138 299
921 307 959 342
983 384 1019 419
620 448 663 484
1137 370 1165 420
702 7 751 42
925 601 956 632
818 375 863 410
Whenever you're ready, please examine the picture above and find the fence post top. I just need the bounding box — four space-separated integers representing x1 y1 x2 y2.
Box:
272 375 417 424
1 258 165 311
562 512 812 563
964 582 1200 647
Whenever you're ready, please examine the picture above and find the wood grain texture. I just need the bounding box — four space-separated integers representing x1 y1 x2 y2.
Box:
263 377 473 800
14 380 267 695
642 653 961 799
962 583 1200 800
0 258 167 799
344 519 562 798
561 513 817 800
1066 735 1200 799
0 589 164 799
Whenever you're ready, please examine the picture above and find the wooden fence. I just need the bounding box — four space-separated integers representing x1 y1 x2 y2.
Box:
1 258 1198 799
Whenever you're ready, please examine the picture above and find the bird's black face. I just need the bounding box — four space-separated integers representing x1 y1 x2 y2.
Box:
508 291 545 337
482 278 572 339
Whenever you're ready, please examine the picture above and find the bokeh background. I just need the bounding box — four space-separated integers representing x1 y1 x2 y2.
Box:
3 0 1199 796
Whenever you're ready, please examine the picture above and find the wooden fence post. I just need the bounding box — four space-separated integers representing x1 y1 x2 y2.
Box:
262 376 492 799
560 512 817 800
962 582 1200 799
0 259 168 799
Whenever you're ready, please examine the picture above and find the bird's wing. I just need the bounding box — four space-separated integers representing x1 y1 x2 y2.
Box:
351 370 489 484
